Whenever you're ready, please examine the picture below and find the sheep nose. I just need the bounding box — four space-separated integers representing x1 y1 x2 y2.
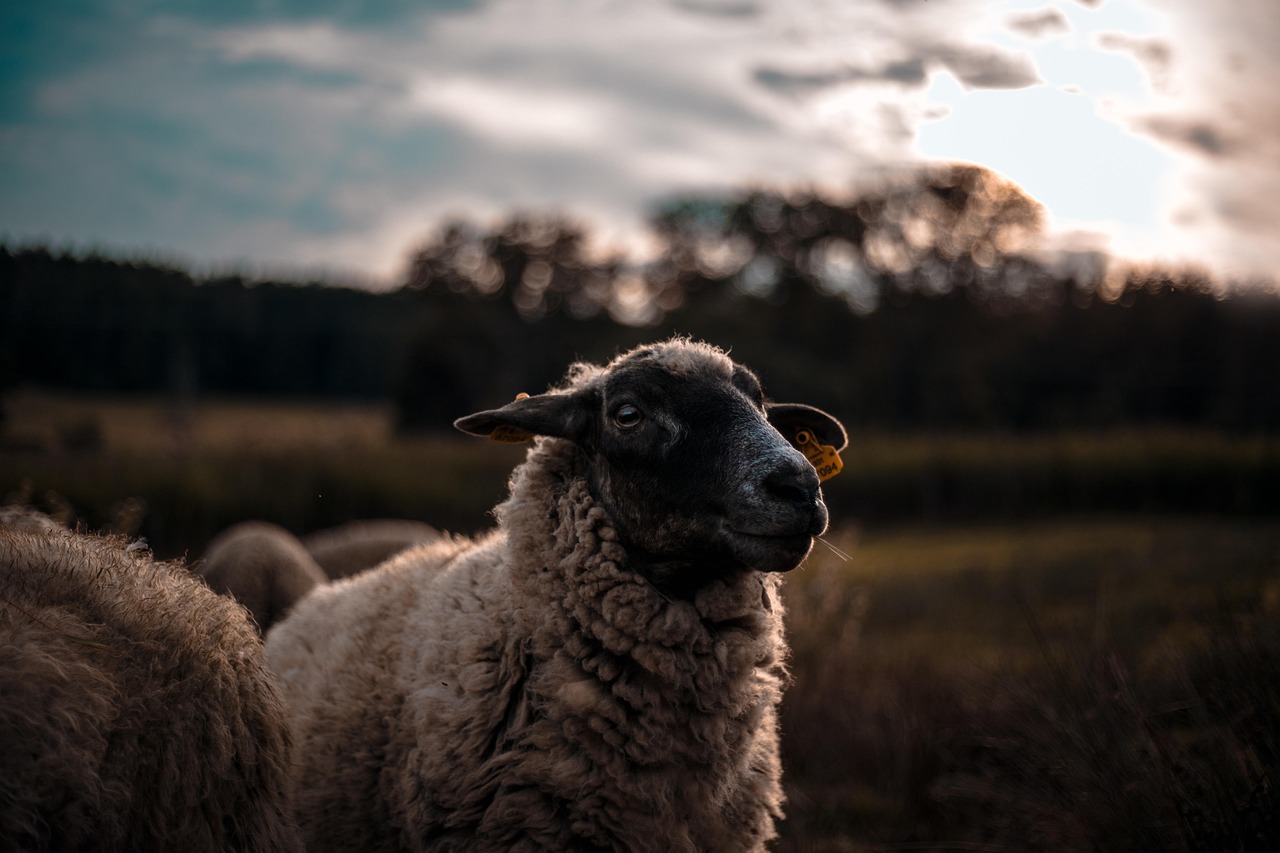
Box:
762 455 821 510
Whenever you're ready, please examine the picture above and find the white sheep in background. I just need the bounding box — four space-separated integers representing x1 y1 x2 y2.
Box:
199 518 440 633
266 338 846 851
300 518 440 579
0 527 303 851
199 520 328 633
0 504 64 534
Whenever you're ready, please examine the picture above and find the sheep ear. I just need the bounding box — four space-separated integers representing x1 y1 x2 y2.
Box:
454 390 594 445
766 403 847 452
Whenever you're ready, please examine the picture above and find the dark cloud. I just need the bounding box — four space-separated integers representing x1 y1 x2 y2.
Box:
1007 9 1070 39
671 0 760 18
753 42 1037 99
935 44 1042 89
752 58 926 95
1216 193 1279 233
1140 115 1238 159
882 59 929 85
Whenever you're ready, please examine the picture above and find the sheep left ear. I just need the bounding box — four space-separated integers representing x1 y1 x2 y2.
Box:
454 389 594 445
766 403 847 452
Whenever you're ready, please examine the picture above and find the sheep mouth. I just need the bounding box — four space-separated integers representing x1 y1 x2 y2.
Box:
724 528 816 573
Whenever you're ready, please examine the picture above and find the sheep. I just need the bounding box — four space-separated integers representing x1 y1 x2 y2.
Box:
300 518 440 579
0 527 304 852
198 520 329 633
0 504 65 534
265 338 847 852
199 519 440 634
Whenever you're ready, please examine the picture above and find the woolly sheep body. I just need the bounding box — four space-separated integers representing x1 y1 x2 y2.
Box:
266 339 846 851
269 447 787 851
0 528 303 852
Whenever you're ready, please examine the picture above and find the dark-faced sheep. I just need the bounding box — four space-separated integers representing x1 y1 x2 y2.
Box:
0 527 303 852
266 338 846 851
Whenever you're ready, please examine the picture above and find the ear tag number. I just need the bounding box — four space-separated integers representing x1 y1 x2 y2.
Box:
796 429 843 482
489 425 533 444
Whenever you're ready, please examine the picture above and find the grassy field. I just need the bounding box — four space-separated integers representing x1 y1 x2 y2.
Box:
779 519 1279 851
0 390 529 554
3 390 1278 850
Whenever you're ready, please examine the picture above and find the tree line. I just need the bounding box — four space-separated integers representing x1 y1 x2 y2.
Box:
3 163 1278 433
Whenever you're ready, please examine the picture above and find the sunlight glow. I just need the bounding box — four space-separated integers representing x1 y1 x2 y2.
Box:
913 0 1179 260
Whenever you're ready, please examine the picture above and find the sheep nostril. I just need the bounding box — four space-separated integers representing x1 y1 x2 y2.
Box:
762 464 820 509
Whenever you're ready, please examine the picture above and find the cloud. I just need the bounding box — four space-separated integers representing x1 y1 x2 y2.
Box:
163 0 485 29
671 0 760 18
934 44 1042 89
1139 115 1237 158
1122 0 1280 278
1096 31 1173 92
752 43 1037 102
1007 9 1071 39
140 1 880 275
752 59 928 96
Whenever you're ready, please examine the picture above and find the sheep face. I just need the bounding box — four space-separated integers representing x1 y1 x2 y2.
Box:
456 341 846 586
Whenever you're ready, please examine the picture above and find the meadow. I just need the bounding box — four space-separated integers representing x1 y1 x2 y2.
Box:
3 390 1277 850
780 519 1279 851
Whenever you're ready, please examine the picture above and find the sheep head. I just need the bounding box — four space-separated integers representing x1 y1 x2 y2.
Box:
455 340 846 588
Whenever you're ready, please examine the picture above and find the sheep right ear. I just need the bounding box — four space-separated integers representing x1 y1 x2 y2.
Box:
454 390 595 445
766 403 847 452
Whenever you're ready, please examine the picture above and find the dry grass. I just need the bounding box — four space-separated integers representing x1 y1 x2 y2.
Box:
2 389 393 454
779 521 1280 851
1 391 525 554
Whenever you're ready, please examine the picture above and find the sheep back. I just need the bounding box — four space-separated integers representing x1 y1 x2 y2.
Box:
0 529 303 852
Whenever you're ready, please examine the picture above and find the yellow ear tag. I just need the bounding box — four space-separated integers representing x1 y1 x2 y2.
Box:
796 429 843 482
489 393 534 444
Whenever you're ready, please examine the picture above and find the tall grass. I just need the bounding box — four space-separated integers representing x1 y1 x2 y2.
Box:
779 522 1280 851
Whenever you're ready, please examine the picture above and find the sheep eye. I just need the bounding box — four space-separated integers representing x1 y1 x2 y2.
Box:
612 404 643 428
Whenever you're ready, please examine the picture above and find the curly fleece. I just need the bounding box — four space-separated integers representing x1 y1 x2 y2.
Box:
267 438 789 852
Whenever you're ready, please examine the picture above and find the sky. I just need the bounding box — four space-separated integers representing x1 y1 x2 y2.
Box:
1 0 1276 287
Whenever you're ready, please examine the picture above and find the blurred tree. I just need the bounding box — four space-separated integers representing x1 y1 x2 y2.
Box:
405 214 621 321
0 247 412 400
396 214 633 432
641 164 1280 431
4 162 1279 436
647 163 1049 315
